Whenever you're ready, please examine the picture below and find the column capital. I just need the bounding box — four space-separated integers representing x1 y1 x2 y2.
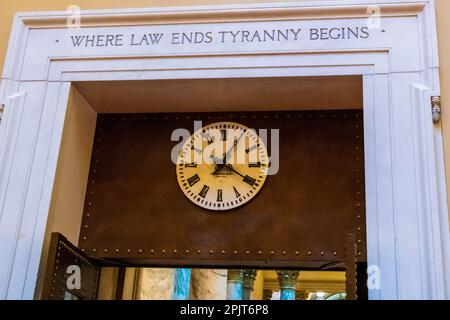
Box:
276 270 299 290
242 269 257 289
227 269 244 283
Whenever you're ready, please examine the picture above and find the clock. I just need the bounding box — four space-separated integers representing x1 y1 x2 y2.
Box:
176 122 269 211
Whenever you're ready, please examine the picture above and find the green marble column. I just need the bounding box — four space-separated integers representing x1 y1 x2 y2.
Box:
276 271 299 300
172 268 191 300
226 269 244 300
242 270 257 300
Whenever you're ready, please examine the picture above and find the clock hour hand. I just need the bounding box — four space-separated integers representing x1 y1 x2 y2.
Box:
210 155 224 175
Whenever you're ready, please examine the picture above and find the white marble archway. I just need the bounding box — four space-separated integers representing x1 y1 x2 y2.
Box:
0 0 449 299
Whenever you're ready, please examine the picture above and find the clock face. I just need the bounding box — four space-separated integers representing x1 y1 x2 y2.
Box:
176 122 269 211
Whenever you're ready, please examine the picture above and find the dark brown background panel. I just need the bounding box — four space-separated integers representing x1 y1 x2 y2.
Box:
79 110 366 265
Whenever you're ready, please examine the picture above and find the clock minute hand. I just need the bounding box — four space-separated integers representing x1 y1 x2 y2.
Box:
224 132 244 164
226 165 245 179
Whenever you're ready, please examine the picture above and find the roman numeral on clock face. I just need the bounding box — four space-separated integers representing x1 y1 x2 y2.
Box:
199 185 210 198
249 162 261 168
217 189 223 202
243 175 256 186
233 186 241 198
187 174 201 187
221 130 227 141
204 133 213 145
185 162 197 168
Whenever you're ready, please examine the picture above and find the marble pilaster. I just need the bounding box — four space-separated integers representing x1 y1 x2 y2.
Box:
172 268 192 300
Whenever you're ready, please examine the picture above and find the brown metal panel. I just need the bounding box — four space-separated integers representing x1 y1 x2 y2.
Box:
41 233 100 300
345 234 358 300
79 110 366 267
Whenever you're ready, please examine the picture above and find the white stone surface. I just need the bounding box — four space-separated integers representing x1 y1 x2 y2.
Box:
190 269 228 300
135 268 175 300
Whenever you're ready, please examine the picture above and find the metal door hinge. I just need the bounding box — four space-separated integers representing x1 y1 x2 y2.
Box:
431 96 441 124
0 103 4 121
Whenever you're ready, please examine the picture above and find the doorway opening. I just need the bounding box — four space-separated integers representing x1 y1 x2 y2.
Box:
38 76 366 300
95 267 348 300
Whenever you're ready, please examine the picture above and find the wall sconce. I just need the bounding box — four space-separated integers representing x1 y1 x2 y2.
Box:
431 96 441 124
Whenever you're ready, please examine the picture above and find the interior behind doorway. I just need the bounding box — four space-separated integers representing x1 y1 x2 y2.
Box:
96 268 347 300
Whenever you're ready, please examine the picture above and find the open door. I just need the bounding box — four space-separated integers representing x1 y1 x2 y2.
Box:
41 233 101 300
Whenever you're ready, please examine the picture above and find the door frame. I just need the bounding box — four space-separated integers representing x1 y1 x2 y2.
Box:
0 0 449 300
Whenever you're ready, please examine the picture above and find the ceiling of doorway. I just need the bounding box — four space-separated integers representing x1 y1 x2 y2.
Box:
74 75 363 114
